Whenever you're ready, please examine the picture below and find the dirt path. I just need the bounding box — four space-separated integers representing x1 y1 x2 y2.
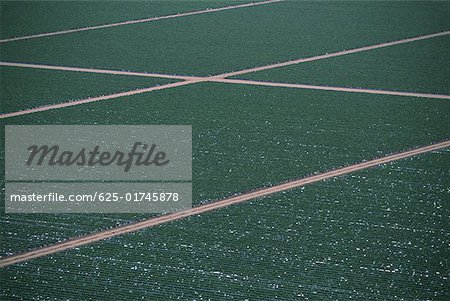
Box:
0 0 283 43
0 62 198 80
0 80 204 119
2 30 449 119
211 78 450 99
1 140 448 268
214 31 450 78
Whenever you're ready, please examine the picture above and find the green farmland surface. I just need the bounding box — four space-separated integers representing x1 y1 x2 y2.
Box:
237 36 450 95
0 66 175 114
1 149 448 300
0 0 246 40
1 1 449 76
0 0 449 300
2 83 449 256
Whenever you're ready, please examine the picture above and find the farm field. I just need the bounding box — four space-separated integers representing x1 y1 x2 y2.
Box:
1 149 449 300
0 0 449 300
1 1 448 75
0 66 175 114
2 83 449 257
0 0 243 39
237 36 450 95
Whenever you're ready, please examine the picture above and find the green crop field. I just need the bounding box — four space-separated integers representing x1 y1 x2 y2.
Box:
0 0 449 300
2 150 449 300
1 66 175 114
237 37 450 95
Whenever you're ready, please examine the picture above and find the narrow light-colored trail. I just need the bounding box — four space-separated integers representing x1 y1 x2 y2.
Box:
0 62 200 80
213 30 450 78
0 80 205 119
210 78 450 99
1 140 449 268
2 30 449 119
3 62 449 100
0 0 284 43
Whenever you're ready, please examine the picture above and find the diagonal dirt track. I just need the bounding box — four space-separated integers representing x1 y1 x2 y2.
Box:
213 31 450 78
0 0 284 43
2 30 449 119
1 140 449 268
2 62 449 101
0 79 205 119
0 61 199 80
210 78 450 99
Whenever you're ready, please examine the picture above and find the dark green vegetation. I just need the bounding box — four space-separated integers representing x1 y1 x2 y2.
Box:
237 36 450 95
1 0 449 300
1 1 449 75
2 149 449 300
2 83 449 256
0 0 247 39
